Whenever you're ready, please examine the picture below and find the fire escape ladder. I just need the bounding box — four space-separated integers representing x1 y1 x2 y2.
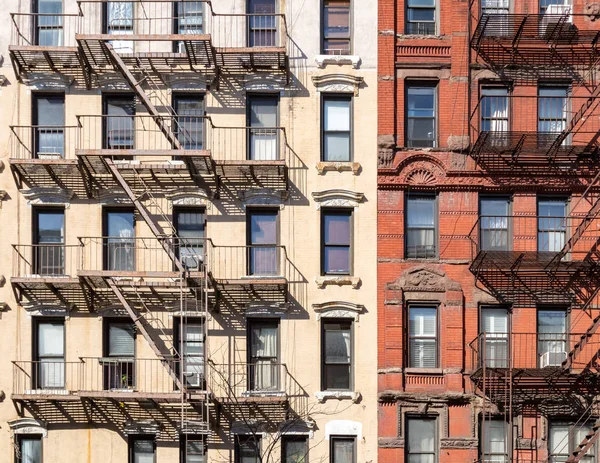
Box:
566 417 600 463
562 285 600 370
105 278 184 391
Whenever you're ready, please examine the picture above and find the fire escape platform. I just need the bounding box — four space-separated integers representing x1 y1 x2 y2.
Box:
11 277 88 310
9 45 83 80
215 47 288 73
215 160 288 191
9 159 89 193
12 391 207 402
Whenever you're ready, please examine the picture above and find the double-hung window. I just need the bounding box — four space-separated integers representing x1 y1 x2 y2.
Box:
538 87 568 147
174 318 205 388
103 95 135 151
480 88 509 148
480 197 510 252
408 306 437 368
550 422 596 463
282 436 308 463
538 309 567 368
322 95 352 161
406 417 437 463
480 307 508 368
538 198 567 252
247 209 279 276
248 95 279 161
235 435 261 463
174 1 204 52
406 0 436 35
17 436 42 463
322 320 353 390
406 84 436 148
482 420 508 463
104 320 135 390
33 94 65 159
174 95 204 151
34 319 65 389
33 207 65 276
322 209 352 275
174 208 205 271
104 1 134 53
129 436 155 463
405 194 436 258
323 0 351 54
34 0 63 46
331 437 355 463
180 435 206 463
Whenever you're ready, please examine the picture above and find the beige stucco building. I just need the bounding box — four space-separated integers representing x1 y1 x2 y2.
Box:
0 0 377 462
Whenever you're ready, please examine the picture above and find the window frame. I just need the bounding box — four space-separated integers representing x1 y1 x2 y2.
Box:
321 93 353 162
407 304 439 369
536 196 568 253
128 435 156 463
246 93 280 161
405 0 437 35
321 318 354 391
405 415 438 463
16 434 43 463
479 195 512 252
32 206 65 275
102 93 136 152
172 93 206 151
321 208 353 276
102 206 136 272
173 206 206 271
330 436 356 463
479 86 510 134
246 318 281 392
235 434 262 463
281 435 309 463
32 317 66 389
480 419 509 463
549 420 597 462
173 317 205 390
179 434 206 463
246 208 280 277
536 306 569 368
321 0 352 55
479 305 510 368
32 92 65 159
405 82 438 148
405 192 438 259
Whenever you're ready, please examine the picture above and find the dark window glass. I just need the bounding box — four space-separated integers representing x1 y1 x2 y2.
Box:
406 0 436 35
104 321 135 390
236 435 261 463
406 85 436 147
323 0 351 54
18 436 42 463
129 437 155 463
480 197 510 252
175 318 205 388
322 320 352 390
480 307 508 368
248 320 279 391
248 210 278 276
405 194 436 258
35 320 65 389
283 436 308 463
538 198 567 252
33 95 65 158
175 208 205 270
180 435 206 463
34 0 63 46
407 417 437 463
104 209 135 271
538 309 567 368
248 0 277 47
174 95 204 150
33 208 65 275
248 95 279 160
104 95 135 150
331 437 355 463
322 210 352 275
409 307 437 368
323 96 351 161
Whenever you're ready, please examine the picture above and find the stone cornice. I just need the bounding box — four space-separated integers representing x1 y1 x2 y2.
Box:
311 73 364 96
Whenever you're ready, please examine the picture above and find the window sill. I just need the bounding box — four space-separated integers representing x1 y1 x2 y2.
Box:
316 161 361 175
404 368 443 375
315 275 361 289
315 54 361 69
315 390 361 403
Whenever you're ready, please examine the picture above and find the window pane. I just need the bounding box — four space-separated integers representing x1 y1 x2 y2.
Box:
324 2 350 39
238 437 260 463
408 8 436 21
38 321 64 356
325 99 351 131
36 96 65 126
133 440 154 463
324 213 351 245
481 198 509 216
407 118 435 144
283 437 307 463
250 212 277 245
325 330 351 363
183 437 206 463
21 437 42 463
324 133 351 161
409 339 437 367
324 247 350 273
409 308 437 336
407 196 435 227
332 438 354 463
37 211 65 244
483 421 507 456
249 97 278 127
407 87 435 117
109 323 134 356
408 418 435 452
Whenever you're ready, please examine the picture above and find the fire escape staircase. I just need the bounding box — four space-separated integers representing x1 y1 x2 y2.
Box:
566 417 600 463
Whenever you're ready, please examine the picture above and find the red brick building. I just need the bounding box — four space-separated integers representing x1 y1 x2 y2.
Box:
377 0 600 460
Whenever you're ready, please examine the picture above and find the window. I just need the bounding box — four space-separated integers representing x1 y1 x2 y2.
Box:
103 95 135 151
538 309 567 368
406 84 436 148
17 436 42 463
247 95 279 161
34 0 63 46
480 307 508 368
480 0 510 38
33 94 65 158
330 437 355 463
550 422 596 463
406 417 437 463
180 435 206 463
235 435 261 463
322 209 352 275
481 0 509 15
104 320 135 390
405 194 436 258
323 0 351 54
539 0 571 15
480 88 509 134
408 306 437 368
538 87 568 134
248 320 280 392
174 2 204 52
174 95 205 150
322 95 352 161
481 420 508 463
34 319 65 389
538 198 567 252
247 0 277 47
174 318 205 388
247 209 278 276
479 197 510 252
282 436 308 463
174 208 205 270
129 437 155 463
322 319 352 390
33 208 65 276
103 2 134 53
406 0 436 35
103 208 135 271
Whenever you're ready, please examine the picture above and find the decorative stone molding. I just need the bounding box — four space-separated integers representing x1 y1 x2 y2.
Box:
311 189 364 210
324 420 363 440
379 437 405 448
316 161 361 175
24 74 74 89
166 75 208 91
23 304 71 318
124 421 160 435
316 391 361 403
311 74 364 96
388 266 462 293
315 55 361 69
278 420 315 439
96 305 131 318
98 189 131 205
244 75 286 92
378 134 396 168
166 188 211 207
440 438 478 449
8 418 48 437
21 187 74 207
244 302 289 316
97 75 131 91
315 276 361 289
584 2 600 20
241 189 288 209
312 301 365 321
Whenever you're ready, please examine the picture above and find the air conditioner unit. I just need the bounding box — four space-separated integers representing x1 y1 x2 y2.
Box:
541 5 573 37
184 369 204 388
540 351 567 368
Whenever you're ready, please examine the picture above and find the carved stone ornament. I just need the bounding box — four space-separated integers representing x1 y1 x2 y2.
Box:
98 189 131 205
96 305 130 318
166 188 211 207
21 187 74 207
23 304 71 318
315 54 362 69
315 276 361 289
584 2 600 20
378 134 396 168
311 189 364 210
278 420 315 439
388 266 462 293
324 419 363 440
97 74 132 91
316 161 361 175
244 302 289 316
241 189 288 209
244 75 286 92
311 73 364 96
166 75 208 91
124 421 160 436
312 301 365 321
25 74 74 89
316 391 362 404
440 438 478 449
8 418 48 437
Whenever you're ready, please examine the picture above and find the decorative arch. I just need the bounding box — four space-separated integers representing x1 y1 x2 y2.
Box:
241 189 288 209
311 74 364 96
396 154 446 185
312 301 365 321
311 189 364 210
8 418 48 437
21 187 74 207
166 188 211 208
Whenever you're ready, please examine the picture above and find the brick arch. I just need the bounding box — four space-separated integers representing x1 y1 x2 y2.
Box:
396 154 447 186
